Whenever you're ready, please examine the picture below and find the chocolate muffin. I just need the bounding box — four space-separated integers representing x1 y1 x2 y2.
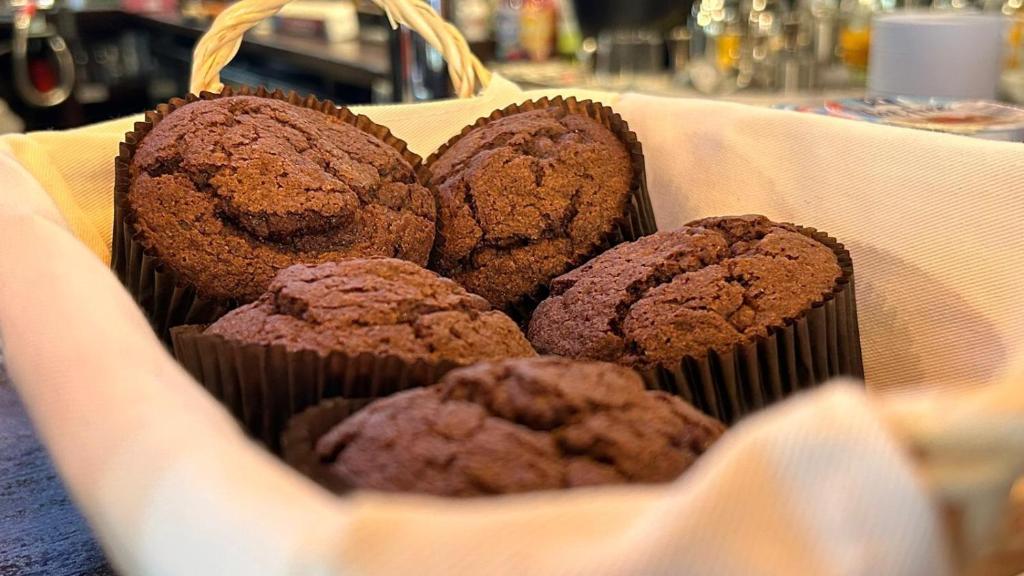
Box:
126 95 435 303
204 258 535 364
528 216 843 369
173 257 536 448
292 357 724 497
427 103 638 313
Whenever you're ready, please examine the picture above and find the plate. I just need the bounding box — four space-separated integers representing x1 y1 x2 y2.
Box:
824 98 1024 140
776 97 1024 141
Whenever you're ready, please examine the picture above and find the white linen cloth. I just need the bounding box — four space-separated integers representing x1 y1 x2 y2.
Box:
1 76 1023 575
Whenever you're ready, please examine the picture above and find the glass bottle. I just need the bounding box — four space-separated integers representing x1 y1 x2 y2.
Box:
554 0 583 59
454 0 494 44
775 13 815 92
520 0 556 62
495 0 525 61
797 0 838 76
985 0 1023 71
1009 0 1024 71
739 0 787 89
836 0 890 82
793 0 844 88
688 0 746 94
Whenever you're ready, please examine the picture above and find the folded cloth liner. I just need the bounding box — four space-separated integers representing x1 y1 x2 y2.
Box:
1 75 1022 575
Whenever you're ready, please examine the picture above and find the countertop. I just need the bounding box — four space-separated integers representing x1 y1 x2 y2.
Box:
0 9 391 90
131 11 390 89
491 60 866 106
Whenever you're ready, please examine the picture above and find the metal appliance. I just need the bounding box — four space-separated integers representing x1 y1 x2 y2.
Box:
3 0 75 107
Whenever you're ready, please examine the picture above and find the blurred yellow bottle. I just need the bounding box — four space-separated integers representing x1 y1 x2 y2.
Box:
716 32 744 71
838 26 870 71
520 0 556 62
984 0 1023 69
1007 12 1023 69
836 0 893 78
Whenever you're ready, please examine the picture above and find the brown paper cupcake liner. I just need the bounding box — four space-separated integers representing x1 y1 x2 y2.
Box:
426 96 657 324
112 85 433 342
639 225 863 424
280 397 368 494
171 325 458 450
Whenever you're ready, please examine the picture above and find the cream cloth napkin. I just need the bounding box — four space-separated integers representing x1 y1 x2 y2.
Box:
1 75 1022 575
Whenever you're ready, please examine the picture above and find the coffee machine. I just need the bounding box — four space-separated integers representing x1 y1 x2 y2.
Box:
2 0 75 108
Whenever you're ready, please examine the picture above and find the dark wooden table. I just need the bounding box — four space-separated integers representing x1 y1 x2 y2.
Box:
0 366 113 576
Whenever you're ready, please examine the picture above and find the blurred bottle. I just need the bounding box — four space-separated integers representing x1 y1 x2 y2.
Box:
390 0 452 102
1009 0 1024 70
688 0 746 94
495 0 525 60
796 0 838 85
739 0 786 89
776 13 814 91
994 0 1024 103
520 0 556 61
985 0 1023 70
667 26 692 84
554 0 582 58
453 0 494 43
837 0 890 80
798 0 839 70
451 0 497 60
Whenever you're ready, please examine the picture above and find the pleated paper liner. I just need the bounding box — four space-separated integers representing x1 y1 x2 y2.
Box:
112 85 432 343
170 325 459 451
425 96 657 324
639 225 863 425
280 398 367 495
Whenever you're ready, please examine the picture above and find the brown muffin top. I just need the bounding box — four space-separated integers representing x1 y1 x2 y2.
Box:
128 96 436 302
314 357 724 496
528 216 842 369
427 106 633 311
205 258 535 364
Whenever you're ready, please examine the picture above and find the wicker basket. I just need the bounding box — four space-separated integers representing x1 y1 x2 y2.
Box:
171 1 1024 571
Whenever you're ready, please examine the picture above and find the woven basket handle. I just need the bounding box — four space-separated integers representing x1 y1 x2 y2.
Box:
190 0 492 98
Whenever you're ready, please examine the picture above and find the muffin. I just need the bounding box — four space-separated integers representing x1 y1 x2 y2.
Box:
426 97 656 317
113 88 435 336
283 357 725 497
171 257 536 448
205 258 535 362
528 215 862 421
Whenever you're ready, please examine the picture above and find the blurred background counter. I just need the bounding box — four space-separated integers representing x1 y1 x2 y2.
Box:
0 1 398 130
0 0 1022 131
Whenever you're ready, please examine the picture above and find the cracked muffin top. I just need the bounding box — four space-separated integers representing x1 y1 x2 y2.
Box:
205 258 536 364
127 96 436 302
528 216 842 369
313 357 724 496
427 106 632 311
